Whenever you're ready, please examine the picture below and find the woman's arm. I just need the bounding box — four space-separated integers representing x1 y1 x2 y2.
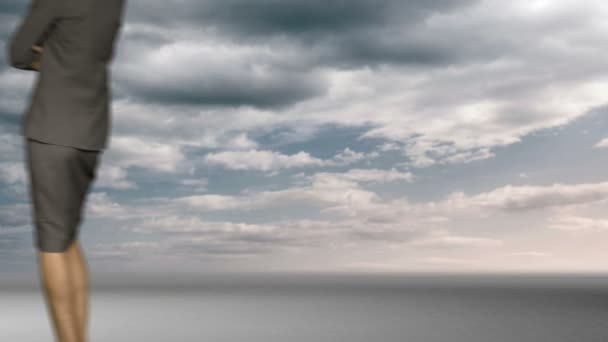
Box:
7 0 58 70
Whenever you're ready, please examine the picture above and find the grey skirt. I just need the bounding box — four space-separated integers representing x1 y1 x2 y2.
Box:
25 138 101 252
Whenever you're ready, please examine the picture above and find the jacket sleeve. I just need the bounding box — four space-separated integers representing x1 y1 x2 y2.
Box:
7 0 59 70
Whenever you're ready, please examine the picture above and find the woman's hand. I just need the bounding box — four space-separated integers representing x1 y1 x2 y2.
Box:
31 45 43 71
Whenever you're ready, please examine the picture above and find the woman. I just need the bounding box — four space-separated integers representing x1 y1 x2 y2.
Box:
7 0 126 341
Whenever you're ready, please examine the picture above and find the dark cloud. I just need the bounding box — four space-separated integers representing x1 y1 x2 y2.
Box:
124 0 482 68
107 0 482 108
0 0 24 16
0 111 20 130
1 0 483 108
128 0 478 37
315 31 455 69
118 68 326 110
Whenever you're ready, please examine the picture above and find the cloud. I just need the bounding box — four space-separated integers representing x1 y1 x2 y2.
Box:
83 176 607 257
19 0 599 171
89 135 193 189
90 216 342 261
115 40 328 109
332 148 380 165
0 203 29 229
302 167 414 184
106 135 186 173
0 161 26 186
94 164 137 190
409 230 502 248
202 147 380 172
178 177 209 193
173 167 407 213
125 0 478 37
0 0 27 16
421 256 477 265
170 178 608 224
547 214 608 232
506 251 551 258
108 0 481 110
203 149 325 171
594 137 608 148
438 182 608 213
3 0 608 272
172 194 243 212
87 192 131 218
23 175 604 270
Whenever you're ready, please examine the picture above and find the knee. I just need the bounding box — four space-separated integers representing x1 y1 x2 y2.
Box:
34 219 77 253
37 244 71 253
37 236 73 253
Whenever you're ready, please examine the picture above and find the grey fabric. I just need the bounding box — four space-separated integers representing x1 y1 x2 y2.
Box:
7 0 126 151
25 137 100 252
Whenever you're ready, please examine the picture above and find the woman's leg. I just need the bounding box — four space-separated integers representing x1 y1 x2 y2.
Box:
38 241 82 342
26 138 99 342
65 239 90 342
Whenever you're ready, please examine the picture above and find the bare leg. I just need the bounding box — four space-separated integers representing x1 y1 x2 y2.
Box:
38 239 87 342
65 240 90 342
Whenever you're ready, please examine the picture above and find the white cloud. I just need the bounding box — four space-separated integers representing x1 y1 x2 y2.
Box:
173 194 243 211
87 192 131 218
332 147 379 165
48 178 608 271
0 161 27 196
202 147 381 172
594 137 608 148
95 164 137 190
547 214 608 232
304 167 414 184
106 135 186 173
410 230 502 248
421 257 476 265
437 182 608 213
507 251 551 257
203 149 325 171
0 161 26 185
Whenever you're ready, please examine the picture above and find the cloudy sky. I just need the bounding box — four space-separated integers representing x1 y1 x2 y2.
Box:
1 0 608 275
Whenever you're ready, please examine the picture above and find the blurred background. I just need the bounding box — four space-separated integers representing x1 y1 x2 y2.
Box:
1 0 608 341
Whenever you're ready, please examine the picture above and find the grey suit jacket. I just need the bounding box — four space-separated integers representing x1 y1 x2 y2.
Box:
7 0 126 151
